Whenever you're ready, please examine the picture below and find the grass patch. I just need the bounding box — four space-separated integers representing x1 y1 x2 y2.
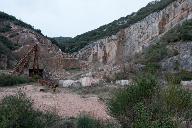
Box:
0 74 30 87
165 70 192 84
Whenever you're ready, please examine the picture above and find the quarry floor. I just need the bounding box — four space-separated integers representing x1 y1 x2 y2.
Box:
0 83 112 120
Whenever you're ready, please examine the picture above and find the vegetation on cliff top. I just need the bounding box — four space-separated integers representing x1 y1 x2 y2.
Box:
54 0 176 53
0 11 42 34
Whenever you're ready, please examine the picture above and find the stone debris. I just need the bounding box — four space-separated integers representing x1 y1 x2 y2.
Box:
58 80 81 87
115 80 131 86
181 81 192 90
79 77 100 87
59 77 101 87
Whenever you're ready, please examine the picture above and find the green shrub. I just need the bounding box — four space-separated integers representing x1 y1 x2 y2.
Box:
0 74 30 86
144 63 160 74
161 25 181 43
0 25 12 33
132 102 151 128
180 20 192 41
163 85 192 114
76 114 101 128
165 70 192 84
0 35 18 65
161 20 192 43
0 93 59 128
145 43 168 63
109 74 158 127
0 11 42 34
108 72 192 128
76 114 119 128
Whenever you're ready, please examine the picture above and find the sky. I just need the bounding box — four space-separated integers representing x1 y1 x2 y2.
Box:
0 0 152 37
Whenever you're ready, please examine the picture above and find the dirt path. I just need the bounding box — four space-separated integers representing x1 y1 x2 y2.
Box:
0 84 111 120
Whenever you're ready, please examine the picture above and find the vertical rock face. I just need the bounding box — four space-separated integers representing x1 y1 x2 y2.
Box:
161 42 192 72
77 0 192 65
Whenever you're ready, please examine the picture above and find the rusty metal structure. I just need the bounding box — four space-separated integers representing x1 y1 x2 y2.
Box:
12 43 57 92
12 44 40 76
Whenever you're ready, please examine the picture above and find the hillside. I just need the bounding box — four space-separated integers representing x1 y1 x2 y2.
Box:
0 11 63 71
54 0 176 53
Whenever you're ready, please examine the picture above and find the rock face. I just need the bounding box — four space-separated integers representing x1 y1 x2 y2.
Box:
77 0 192 65
161 42 192 72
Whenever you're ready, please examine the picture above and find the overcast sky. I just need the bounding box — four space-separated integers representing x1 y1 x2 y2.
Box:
0 0 152 37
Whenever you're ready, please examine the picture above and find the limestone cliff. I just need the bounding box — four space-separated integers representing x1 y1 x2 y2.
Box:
76 0 192 65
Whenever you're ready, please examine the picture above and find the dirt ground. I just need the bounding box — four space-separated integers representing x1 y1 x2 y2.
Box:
0 84 111 120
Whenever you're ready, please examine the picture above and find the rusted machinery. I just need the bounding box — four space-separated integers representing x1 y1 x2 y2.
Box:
12 44 57 92
12 44 39 76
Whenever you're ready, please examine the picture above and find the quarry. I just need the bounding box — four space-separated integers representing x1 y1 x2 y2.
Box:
0 0 192 127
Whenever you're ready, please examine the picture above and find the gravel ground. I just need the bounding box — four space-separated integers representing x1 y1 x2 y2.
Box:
0 84 111 120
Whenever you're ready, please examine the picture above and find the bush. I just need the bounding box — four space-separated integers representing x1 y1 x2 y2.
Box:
109 74 158 127
161 20 192 43
109 73 192 128
144 63 160 74
163 85 192 114
0 93 59 128
76 114 101 128
0 74 30 86
145 43 168 63
165 70 192 84
0 25 12 33
76 114 119 128
0 11 42 34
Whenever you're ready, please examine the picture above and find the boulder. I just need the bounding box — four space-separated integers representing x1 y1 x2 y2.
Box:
115 80 131 86
181 81 192 90
79 77 100 87
59 80 81 87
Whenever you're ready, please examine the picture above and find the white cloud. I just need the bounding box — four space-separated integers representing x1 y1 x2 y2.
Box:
0 0 152 37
